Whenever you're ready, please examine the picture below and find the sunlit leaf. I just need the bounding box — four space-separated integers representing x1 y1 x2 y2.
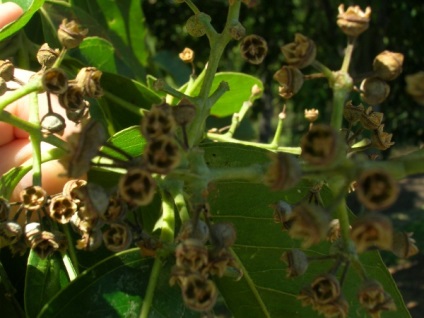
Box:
75 36 117 73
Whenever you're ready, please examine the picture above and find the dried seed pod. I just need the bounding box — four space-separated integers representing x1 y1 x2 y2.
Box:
102 222 133 252
310 274 341 305
281 33 316 69
177 220 209 244
41 112 66 135
0 197 10 222
316 296 349 318
264 152 302 191
207 248 240 278
176 238 208 272
391 231 419 259
63 179 87 205
355 168 398 211
141 103 176 139
37 43 60 68
405 71 424 106
301 124 342 166
273 66 304 99
0 221 22 245
337 4 371 37
351 213 393 253
76 230 102 251
172 98 196 126
58 19 88 49
49 194 78 224
240 34 268 65
304 108 319 123
74 183 109 220
281 249 309 278
343 100 364 124
118 167 156 206
58 82 87 112
185 13 211 38
360 106 384 130
24 222 41 241
70 212 100 234
360 77 390 105
371 124 395 151
20 186 47 211
181 274 217 312
66 107 89 124
358 279 396 317
179 47 195 63
29 231 60 259
42 68 68 94
209 222 236 249
271 200 294 230
144 135 180 174
102 193 128 222
62 120 107 178
373 51 404 81
287 203 330 248
327 219 343 243
0 78 6 96
75 67 103 98
0 59 14 81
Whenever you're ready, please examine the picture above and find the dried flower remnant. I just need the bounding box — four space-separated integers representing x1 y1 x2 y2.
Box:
281 33 316 69
360 77 390 105
118 167 156 206
405 71 424 106
20 186 47 212
271 200 294 230
358 279 396 317
75 67 103 98
58 19 88 49
141 103 176 140
351 213 393 253
304 108 319 123
209 222 236 249
41 68 68 94
373 51 404 81
355 169 398 211
179 47 195 63
28 231 60 259
0 221 22 245
240 34 268 65
176 239 209 272
144 135 180 174
37 43 60 68
391 232 419 259
181 274 218 312
273 66 304 99
102 222 133 252
343 101 364 124
49 195 78 224
281 249 309 278
76 230 102 251
371 125 395 151
0 59 14 81
337 4 371 37
359 106 384 130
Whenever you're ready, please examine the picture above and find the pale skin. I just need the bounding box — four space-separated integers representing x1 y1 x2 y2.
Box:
0 3 80 201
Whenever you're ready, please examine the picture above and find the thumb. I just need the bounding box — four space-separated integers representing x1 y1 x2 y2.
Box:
0 2 24 29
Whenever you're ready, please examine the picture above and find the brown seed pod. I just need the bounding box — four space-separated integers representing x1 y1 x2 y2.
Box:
172 98 196 126
58 82 87 112
76 230 103 251
281 33 316 69
102 222 133 252
57 19 88 49
337 4 371 37
343 100 364 124
177 220 209 244
75 67 103 98
41 112 66 135
0 221 22 245
144 135 180 174
49 194 78 224
358 279 396 317
29 231 60 259
37 43 60 69
141 103 176 140
175 238 208 272
310 274 341 305
405 71 424 106
102 193 128 222
179 47 195 64
240 34 268 65
371 124 395 151
181 274 218 312
360 106 384 130
355 168 398 211
360 77 390 105
273 66 304 99
74 183 109 221
63 179 87 205
118 167 156 206
19 186 47 212
41 68 68 94
264 152 302 190
373 51 404 81
281 249 309 278
0 59 14 81
391 231 419 259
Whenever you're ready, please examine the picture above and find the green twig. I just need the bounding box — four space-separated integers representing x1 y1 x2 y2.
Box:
184 0 201 14
225 100 252 138
270 106 286 147
0 79 42 112
103 91 147 117
28 92 42 186
340 37 356 73
62 224 80 276
62 253 77 281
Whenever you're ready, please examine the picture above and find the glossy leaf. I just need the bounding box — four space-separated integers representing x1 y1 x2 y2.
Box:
0 0 45 41
202 142 410 318
105 125 146 160
25 251 70 318
187 72 263 117
75 36 117 73
37 249 198 318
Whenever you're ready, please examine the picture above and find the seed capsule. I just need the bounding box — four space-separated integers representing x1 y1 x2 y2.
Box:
405 71 424 106
337 4 371 37
373 51 404 81
118 167 156 206
0 59 14 81
20 186 47 211
41 112 66 135
360 77 390 105
103 222 133 252
358 279 396 317
58 19 88 49
240 34 268 65
75 67 103 98
281 33 316 69
37 43 60 69
42 68 68 94
144 135 180 174
281 249 309 278
273 66 304 99
49 194 78 224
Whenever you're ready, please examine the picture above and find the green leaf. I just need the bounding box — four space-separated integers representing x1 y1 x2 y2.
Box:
25 251 70 318
37 249 198 318
202 142 410 318
105 125 147 160
75 36 117 73
187 72 263 117
0 0 45 41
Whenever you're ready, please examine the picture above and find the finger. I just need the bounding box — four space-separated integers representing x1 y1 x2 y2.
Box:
0 2 24 28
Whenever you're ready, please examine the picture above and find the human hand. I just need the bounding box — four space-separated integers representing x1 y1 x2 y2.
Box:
0 3 81 201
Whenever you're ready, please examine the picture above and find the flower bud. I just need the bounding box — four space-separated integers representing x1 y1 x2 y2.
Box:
178 47 195 63
75 67 103 98
337 4 371 37
118 167 156 206
355 168 398 211
240 34 268 65
273 66 304 99
37 43 60 68
41 112 66 135
264 152 302 191
58 19 87 49
360 77 390 105
405 71 424 106
351 213 393 253
281 249 308 278
42 68 68 94
358 279 396 317
185 13 211 38
373 51 404 81
0 59 14 81
391 231 419 259
301 124 342 166
103 222 133 252
371 124 394 151
281 33 316 69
